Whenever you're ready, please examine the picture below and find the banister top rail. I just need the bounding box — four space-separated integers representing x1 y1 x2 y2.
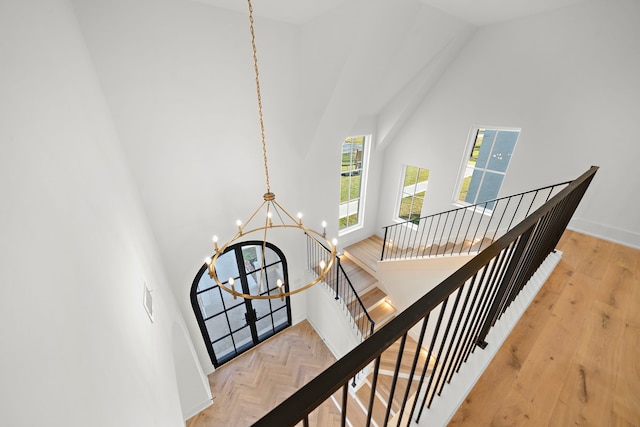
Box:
385 180 572 231
381 178 574 261
336 260 375 328
255 166 598 426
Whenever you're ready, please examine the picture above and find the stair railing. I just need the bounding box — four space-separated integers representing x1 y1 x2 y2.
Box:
255 166 598 426
306 234 375 341
381 180 571 261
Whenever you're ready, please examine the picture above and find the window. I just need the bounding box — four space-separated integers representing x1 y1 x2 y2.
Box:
190 241 291 368
397 165 430 225
457 128 520 209
339 136 367 231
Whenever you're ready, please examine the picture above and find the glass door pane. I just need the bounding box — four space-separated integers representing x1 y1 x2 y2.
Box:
191 241 292 368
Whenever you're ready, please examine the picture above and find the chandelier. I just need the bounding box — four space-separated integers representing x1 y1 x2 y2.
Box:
204 0 336 300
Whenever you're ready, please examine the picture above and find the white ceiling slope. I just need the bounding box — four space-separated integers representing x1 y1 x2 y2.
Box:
189 0 349 24
419 0 594 26
191 0 594 26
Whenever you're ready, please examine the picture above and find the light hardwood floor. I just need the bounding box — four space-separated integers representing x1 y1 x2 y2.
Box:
187 231 639 426
450 230 640 426
186 320 341 427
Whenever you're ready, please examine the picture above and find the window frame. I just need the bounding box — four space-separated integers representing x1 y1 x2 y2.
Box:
454 126 520 210
338 135 370 235
394 164 430 226
190 240 292 368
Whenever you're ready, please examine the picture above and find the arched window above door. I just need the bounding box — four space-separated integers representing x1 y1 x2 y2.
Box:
190 241 291 368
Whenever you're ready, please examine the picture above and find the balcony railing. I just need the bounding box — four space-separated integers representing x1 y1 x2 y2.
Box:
381 180 571 261
255 166 598 426
306 234 375 341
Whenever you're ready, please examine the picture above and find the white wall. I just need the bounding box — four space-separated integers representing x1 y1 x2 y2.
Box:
297 0 474 248
376 255 473 350
70 0 474 372
376 0 640 248
71 0 306 373
0 1 209 425
305 278 362 360
377 256 473 319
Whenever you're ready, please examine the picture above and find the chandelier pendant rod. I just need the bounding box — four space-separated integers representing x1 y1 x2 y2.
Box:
205 0 337 301
247 0 271 195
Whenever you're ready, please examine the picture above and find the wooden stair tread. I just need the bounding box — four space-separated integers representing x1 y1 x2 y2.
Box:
380 334 433 376
344 235 383 273
469 236 493 252
357 287 386 309
393 237 495 259
370 303 396 330
338 256 377 294
354 377 420 425
355 382 389 426
376 374 420 413
347 287 386 321
330 388 369 427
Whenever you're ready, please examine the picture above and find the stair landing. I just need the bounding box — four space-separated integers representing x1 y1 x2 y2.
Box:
344 235 383 275
341 236 396 334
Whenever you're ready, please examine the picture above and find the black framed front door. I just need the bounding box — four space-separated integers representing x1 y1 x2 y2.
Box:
191 241 291 367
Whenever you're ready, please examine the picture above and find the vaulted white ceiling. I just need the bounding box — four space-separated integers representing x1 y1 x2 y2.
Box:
419 0 595 26
190 0 594 26
189 0 348 24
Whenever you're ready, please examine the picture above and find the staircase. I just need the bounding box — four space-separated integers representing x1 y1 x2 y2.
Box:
258 169 598 427
330 333 435 426
342 235 395 334
323 236 435 426
313 233 490 424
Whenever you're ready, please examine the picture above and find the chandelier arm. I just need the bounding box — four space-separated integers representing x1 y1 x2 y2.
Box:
257 204 270 294
211 227 336 300
270 201 287 225
272 199 302 224
247 0 271 194
241 199 269 231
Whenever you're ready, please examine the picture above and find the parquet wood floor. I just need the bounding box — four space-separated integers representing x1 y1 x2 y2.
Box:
449 230 640 426
186 320 340 427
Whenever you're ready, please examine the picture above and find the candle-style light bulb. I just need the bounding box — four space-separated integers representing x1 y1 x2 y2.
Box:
319 260 326 270
321 221 327 236
212 235 219 251
204 257 212 265
267 211 273 227
277 279 285 301
236 219 243 234
228 277 237 299
297 212 303 225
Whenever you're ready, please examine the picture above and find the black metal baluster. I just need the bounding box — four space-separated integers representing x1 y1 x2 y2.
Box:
383 334 407 426
409 298 449 423
341 383 348 427
397 316 430 425
423 286 465 410
365 356 381 427
438 274 477 394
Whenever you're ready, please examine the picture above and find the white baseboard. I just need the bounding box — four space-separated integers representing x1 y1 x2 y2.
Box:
569 218 640 249
183 398 214 422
